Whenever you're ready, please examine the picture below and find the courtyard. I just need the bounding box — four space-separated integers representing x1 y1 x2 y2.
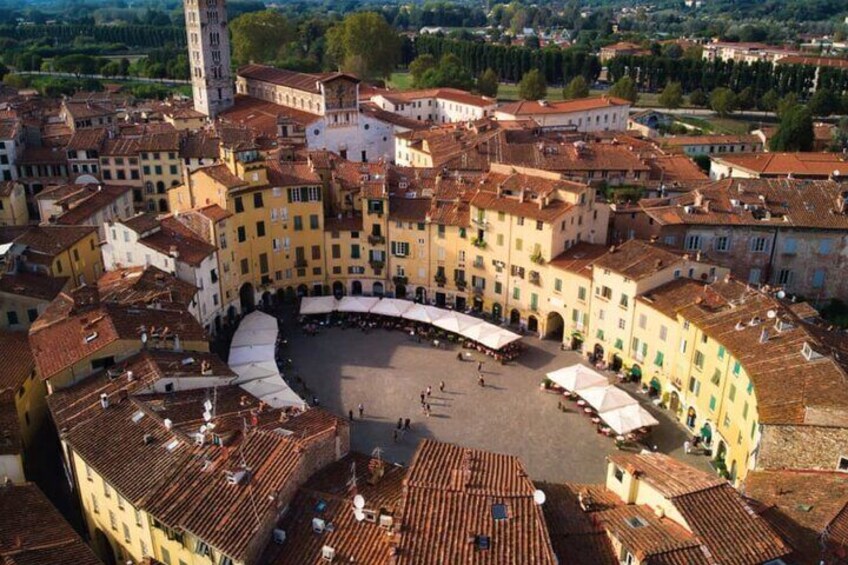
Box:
283 315 713 484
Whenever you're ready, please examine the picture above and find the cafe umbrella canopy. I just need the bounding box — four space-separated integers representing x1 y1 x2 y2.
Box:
546 364 608 392
598 404 660 435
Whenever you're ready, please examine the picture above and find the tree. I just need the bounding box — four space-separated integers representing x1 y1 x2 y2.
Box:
688 88 707 107
709 87 737 117
2 73 28 89
609 76 638 104
417 54 474 90
230 11 293 65
409 54 436 87
661 43 683 59
326 12 400 80
808 88 838 117
777 93 799 118
758 89 779 112
53 54 98 77
518 69 546 100
769 105 814 151
476 68 499 98
736 86 755 111
562 76 589 100
658 81 683 109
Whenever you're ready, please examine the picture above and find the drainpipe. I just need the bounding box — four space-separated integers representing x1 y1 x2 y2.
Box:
764 227 779 285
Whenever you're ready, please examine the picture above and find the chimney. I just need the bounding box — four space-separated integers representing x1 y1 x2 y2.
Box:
100 393 109 410
169 245 179 259
70 286 101 312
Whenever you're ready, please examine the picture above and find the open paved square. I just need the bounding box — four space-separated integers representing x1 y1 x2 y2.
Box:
284 319 713 484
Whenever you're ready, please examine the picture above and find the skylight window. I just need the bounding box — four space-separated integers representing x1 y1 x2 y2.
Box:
492 504 507 521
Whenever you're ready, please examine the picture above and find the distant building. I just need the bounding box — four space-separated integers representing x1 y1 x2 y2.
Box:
599 41 651 63
702 41 800 64
710 152 848 180
495 97 631 132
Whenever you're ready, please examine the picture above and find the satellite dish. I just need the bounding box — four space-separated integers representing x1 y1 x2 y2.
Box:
766 310 776 319
204 399 213 412
533 490 546 505
353 509 365 522
776 290 786 299
353 495 365 509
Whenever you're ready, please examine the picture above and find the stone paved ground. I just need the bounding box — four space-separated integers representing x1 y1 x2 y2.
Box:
283 318 714 484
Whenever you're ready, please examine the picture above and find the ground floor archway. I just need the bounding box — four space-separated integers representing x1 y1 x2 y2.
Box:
296 284 308 297
592 343 604 363
261 291 271 308
332 281 345 298
668 390 680 414
455 296 466 312
528 315 538 333
492 303 502 322
93 529 116 565
545 311 564 340
570 332 584 351
395 284 407 299
239 283 255 313
373 281 384 296
415 286 427 303
686 406 697 429
284 286 296 302
312 284 323 296
611 353 623 372
352 280 363 296
435 292 446 307
509 308 521 326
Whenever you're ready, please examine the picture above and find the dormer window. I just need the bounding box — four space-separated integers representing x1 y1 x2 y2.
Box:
801 342 822 361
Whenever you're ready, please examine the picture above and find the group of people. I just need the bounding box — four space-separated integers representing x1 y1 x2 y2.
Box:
462 338 522 364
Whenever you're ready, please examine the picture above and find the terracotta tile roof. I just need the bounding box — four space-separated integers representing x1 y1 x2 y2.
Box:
660 135 762 147
0 331 35 391
637 278 709 319
66 127 107 151
52 184 132 226
744 470 848 565
324 214 363 232
777 55 848 69
497 96 630 117
0 272 69 302
497 141 651 175
29 293 207 380
535 482 618 565
0 181 16 198
389 197 430 222
595 504 704 561
395 439 557 564
218 95 320 133
97 266 197 309
237 64 359 93
0 483 101 565
63 100 115 121
180 131 219 160
138 216 217 267
138 130 181 153
548 242 609 277
377 87 496 108
0 119 18 140
266 160 321 187
609 452 725 498
712 152 847 177
469 170 583 223
18 146 67 165
593 239 689 281
47 349 233 432
14 225 96 258
639 178 848 230
359 102 428 131
648 155 709 182
122 212 162 235
677 280 848 426
193 163 247 191
196 204 232 222
101 136 140 156
263 453 407 564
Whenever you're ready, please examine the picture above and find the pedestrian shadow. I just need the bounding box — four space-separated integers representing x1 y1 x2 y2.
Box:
428 414 450 419
482 384 507 391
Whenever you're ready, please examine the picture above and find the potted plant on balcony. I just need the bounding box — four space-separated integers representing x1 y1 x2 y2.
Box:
434 273 447 286
369 259 385 270
472 237 487 249
455 278 467 291
392 275 408 286
530 250 545 265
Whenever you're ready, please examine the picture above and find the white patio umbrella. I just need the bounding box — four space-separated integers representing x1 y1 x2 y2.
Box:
546 365 608 392
434 312 484 334
370 298 414 317
598 404 659 435
461 323 501 343
337 296 380 313
230 328 278 348
240 377 305 409
477 328 522 350
238 311 278 332
402 304 449 324
230 360 279 382
299 296 338 315
579 386 638 413
228 343 276 366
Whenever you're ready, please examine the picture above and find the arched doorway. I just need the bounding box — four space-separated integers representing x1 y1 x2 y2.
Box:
158 198 168 212
332 281 345 298
592 343 604 363
373 281 384 296
528 315 538 333
492 303 502 322
545 311 564 340
570 331 584 351
611 353 623 372
686 406 697 429
395 284 407 299
668 390 680 414
284 286 295 302
729 460 737 482
473 296 483 312
455 296 466 311
239 283 255 313
261 291 271 308
435 292 446 307
352 281 363 296
509 309 520 326
93 529 116 565
275 289 285 305
214 315 222 334
312 284 323 296
296 284 308 297
699 421 714 449
227 305 237 321
415 286 427 303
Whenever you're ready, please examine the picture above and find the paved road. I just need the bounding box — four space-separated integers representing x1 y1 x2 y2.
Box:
283 317 714 484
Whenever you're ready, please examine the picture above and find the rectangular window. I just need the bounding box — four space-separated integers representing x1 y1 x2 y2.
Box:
253 192 263 208
256 221 265 237
685 234 701 250
494 281 502 294
237 226 246 242
729 384 737 402
819 239 833 255
751 237 769 253
240 258 249 275
732 360 741 376
6 311 18 326
293 216 303 231
512 287 520 300
351 245 360 259
812 269 826 288
782 238 797 254
91 494 99 514
694 350 705 370
554 278 562 292
109 510 117 530
332 244 341 259
714 236 729 252
123 523 131 543
309 214 319 229
709 395 716 411
577 287 587 302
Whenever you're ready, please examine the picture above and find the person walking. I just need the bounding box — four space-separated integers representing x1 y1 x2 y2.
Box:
426 385 432 398
358 403 364 418
457 351 463 361
478 374 485 387
439 380 445 393
683 440 691 455
403 418 411 431
393 429 398 443
349 409 354 421
477 360 483 372
425 403 431 417
420 391 426 405
397 418 403 430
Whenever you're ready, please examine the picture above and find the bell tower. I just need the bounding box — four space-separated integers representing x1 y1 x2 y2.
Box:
183 0 234 118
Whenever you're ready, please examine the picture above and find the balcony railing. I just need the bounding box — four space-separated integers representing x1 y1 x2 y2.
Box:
295 259 307 268
434 274 447 286
368 234 385 246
